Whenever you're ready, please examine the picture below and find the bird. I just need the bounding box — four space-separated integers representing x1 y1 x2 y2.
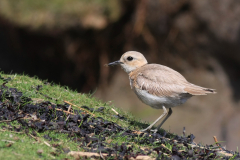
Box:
108 51 216 133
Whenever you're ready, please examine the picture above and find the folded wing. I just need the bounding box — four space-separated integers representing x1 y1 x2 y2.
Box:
130 64 216 97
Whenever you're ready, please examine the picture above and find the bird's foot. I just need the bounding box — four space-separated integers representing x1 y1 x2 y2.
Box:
150 129 158 133
140 128 159 133
140 128 149 132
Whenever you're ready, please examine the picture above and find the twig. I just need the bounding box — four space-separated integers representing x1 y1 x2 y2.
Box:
68 151 152 159
111 108 119 115
65 115 70 121
67 105 72 113
86 141 92 147
0 129 24 134
213 136 223 150
133 130 143 135
69 151 105 159
64 101 95 116
0 117 23 123
43 141 51 147
29 133 39 141
48 154 55 159
99 150 105 160
2 140 15 143
55 108 75 115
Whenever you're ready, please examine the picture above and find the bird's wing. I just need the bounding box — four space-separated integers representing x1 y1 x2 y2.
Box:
129 64 189 97
129 64 215 97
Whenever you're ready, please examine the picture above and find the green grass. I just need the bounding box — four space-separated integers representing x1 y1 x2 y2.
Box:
0 73 138 128
0 73 236 159
0 130 76 160
0 73 158 159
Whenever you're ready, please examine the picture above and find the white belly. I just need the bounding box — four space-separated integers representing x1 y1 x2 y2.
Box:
133 88 190 109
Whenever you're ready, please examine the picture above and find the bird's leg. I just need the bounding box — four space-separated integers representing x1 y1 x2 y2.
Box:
152 108 172 133
140 106 167 132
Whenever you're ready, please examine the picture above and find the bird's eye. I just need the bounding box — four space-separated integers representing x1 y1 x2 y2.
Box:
127 56 133 61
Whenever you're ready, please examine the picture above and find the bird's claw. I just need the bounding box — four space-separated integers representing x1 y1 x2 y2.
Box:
150 129 158 133
140 128 159 133
140 129 148 132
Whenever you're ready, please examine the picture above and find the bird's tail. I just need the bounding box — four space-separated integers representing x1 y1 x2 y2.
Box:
184 84 216 95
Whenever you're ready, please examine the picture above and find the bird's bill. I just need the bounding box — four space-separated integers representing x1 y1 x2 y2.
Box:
108 60 123 66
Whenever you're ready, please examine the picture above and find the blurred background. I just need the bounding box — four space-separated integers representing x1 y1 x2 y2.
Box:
0 0 240 150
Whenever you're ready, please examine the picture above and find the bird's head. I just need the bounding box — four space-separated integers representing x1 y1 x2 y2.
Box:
108 51 148 73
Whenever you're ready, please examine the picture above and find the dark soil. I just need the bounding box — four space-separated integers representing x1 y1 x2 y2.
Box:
0 76 239 159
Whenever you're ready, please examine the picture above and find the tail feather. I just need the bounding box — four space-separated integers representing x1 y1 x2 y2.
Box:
184 84 216 95
204 88 216 93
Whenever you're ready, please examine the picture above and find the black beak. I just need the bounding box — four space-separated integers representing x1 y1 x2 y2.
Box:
108 60 123 66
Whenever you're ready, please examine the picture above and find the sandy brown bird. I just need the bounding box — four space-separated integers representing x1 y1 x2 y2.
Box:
108 51 216 133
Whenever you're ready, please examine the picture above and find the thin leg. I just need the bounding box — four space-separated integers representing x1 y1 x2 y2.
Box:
140 106 167 132
152 108 172 133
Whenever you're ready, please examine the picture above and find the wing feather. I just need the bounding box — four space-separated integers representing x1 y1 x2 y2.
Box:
129 64 215 97
130 64 188 97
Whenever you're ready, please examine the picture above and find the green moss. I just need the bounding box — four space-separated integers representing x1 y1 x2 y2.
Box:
0 73 153 159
